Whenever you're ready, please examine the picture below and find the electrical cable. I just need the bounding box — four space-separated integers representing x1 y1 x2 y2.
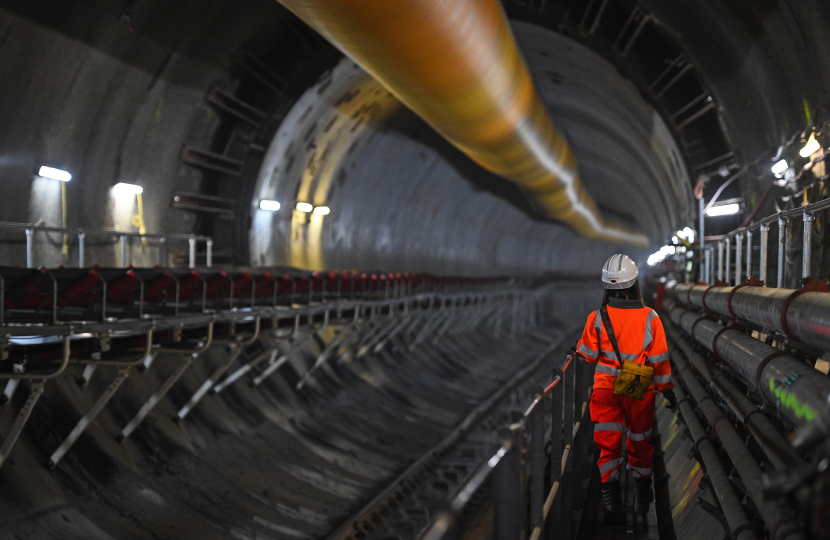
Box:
702 165 747 213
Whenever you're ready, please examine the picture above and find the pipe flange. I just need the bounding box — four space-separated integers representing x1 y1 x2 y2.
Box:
726 276 765 321
754 350 789 391
779 278 830 339
711 324 745 362
689 315 709 343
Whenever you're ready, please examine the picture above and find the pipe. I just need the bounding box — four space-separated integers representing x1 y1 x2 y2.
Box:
666 328 803 470
673 385 759 540
673 282 830 356
672 357 803 540
663 300 830 430
275 0 648 246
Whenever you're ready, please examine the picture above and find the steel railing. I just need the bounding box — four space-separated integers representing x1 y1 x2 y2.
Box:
0 221 214 269
698 197 830 287
419 352 595 540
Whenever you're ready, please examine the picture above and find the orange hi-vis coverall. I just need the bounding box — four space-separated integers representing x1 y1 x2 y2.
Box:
576 297 673 482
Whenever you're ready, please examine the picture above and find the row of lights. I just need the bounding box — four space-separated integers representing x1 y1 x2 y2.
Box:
647 227 695 266
259 199 331 215
38 166 144 195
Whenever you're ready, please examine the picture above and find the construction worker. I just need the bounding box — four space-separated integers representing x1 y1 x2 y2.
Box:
575 254 677 523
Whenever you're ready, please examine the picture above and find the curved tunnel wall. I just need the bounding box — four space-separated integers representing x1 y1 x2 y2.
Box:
249 23 690 275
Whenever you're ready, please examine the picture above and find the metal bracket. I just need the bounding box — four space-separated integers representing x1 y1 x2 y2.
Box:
780 278 830 339
0 380 46 470
49 367 131 467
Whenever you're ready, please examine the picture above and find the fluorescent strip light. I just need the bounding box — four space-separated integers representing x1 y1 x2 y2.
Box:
38 166 71 182
706 203 740 217
259 200 281 211
800 133 821 158
296 202 313 213
113 182 144 195
771 159 788 175
312 206 330 216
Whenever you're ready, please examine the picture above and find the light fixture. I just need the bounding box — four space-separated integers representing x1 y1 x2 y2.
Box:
800 133 821 158
296 202 313 213
312 206 330 216
38 166 71 182
113 182 144 195
771 159 788 176
706 203 740 217
259 200 281 211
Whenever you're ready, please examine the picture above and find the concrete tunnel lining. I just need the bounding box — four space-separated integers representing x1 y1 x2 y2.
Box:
4 0 830 538
250 22 691 274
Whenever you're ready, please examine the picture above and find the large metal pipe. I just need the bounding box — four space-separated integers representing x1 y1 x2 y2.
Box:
672 282 830 353
672 364 803 540
275 0 649 246
663 298 830 429
673 384 759 540
666 327 803 470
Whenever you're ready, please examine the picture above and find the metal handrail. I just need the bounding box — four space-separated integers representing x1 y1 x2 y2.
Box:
0 220 214 269
418 352 594 540
697 196 830 286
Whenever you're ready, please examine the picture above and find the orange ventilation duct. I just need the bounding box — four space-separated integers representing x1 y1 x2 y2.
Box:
276 0 649 246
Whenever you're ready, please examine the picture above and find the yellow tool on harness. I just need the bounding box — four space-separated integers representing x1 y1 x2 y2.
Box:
600 306 653 401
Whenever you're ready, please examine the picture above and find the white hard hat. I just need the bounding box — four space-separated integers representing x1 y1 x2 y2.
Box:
602 254 639 289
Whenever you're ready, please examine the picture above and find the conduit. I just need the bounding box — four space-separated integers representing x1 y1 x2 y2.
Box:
672 282 830 354
274 0 649 246
672 384 759 540
670 347 803 540
663 298 830 429
666 327 803 470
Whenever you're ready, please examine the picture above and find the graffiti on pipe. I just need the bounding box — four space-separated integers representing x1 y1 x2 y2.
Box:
769 375 818 422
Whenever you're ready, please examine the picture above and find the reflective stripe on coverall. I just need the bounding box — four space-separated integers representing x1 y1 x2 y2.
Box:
576 296 673 482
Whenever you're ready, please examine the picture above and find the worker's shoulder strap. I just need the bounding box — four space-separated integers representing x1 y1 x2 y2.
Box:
599 306 623 368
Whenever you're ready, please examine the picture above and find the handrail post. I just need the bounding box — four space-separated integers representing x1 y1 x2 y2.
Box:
760 223 769 283
548 366 565 540
189 238 196 269
120 234 127 268
724 235 731 284
529 390 545 538
777 216 787 288
25 228 33 268
745 229 752 279
494 427 521 540
206 238 213 268
803 211 814 279
78 231 85 267
704 247 710 283
734 233 742 285
158 237 166 267
561 360 575 540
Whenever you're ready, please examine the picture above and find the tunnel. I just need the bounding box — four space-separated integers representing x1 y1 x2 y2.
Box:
1 0 830 539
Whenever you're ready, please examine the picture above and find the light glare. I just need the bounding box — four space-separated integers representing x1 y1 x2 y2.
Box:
259 200 281 211
771 159 788 175
706 203 740 217
296 202 313 213
312 206 330 216
38 166 71 182
113 182 144 195
800 133 821 158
